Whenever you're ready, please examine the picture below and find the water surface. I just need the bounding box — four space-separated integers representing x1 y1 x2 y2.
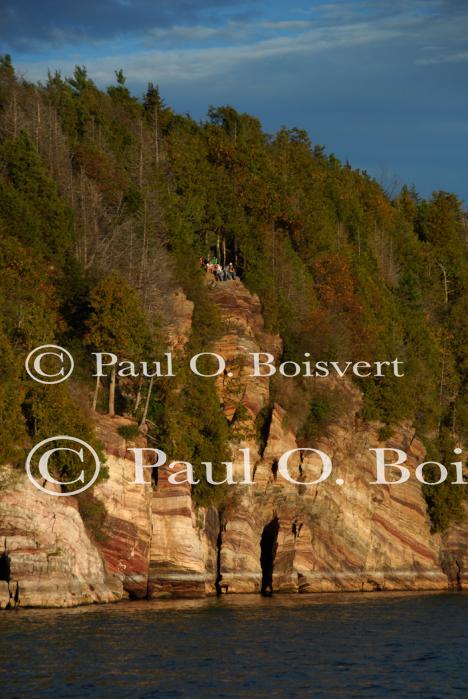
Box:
1 592 467 698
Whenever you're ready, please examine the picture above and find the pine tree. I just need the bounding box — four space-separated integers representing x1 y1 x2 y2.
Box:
85 274 152 416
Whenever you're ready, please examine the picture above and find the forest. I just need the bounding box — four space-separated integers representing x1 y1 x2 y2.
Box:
0 55 466 531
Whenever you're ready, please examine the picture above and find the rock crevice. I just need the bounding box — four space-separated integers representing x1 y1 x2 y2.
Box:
0 280 465 607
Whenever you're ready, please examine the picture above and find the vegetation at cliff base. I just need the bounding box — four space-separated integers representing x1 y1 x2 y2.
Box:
0 55 466 528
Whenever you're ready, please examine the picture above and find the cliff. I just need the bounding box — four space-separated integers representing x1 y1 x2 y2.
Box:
0 465 121 609
153 280 464 595
0 280 466 608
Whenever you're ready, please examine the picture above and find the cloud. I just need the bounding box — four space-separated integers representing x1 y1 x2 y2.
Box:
0 0 261 50
142 20 256 48
262 20 312 30
5 0 468 202
5 0 467 62
15 17 410 85
11 0 467 95
417 49 468 64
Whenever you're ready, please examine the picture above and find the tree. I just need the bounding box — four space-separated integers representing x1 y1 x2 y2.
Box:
66 65 90 95
0 131 74 264
0 325 27 464
85 273 152 416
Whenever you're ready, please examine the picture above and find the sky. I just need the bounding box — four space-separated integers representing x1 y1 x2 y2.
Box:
1 0 467 202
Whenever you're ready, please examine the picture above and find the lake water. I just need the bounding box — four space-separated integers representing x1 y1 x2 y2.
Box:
1 592 467 698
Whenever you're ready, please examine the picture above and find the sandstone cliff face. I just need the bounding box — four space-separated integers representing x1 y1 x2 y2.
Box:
441 505 468 590
94 416 153 599
207 281 458 594
148 469 219 598
146 279 466 595
0 279 465 608
0 466 122 609
219 403 449 594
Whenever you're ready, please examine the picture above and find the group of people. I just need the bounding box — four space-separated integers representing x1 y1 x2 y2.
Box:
200 256 237 282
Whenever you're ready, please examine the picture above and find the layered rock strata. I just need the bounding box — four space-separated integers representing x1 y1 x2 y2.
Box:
0 279 465 607
147 279 465 595
94 416 153 599
0 466 122 609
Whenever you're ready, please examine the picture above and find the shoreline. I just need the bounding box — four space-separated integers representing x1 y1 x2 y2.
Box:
3 587 466 613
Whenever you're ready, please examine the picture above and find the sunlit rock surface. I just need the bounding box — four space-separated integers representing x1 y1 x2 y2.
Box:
0 281 465 607
0 466 122 609
209 281 463 595
94 415 153 599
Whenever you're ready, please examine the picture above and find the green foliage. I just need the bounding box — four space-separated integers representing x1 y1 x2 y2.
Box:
23 383 107 489
0 124 100 478
377 424 394 441
0 236 59 350
271 375 345 447
86 273 151 355
0 132 74 263
297 392 343 445
422 431 466 532
147 366 231 506
0 324 27 464
117 424 141 441
0 57 466 525
77 492 108 543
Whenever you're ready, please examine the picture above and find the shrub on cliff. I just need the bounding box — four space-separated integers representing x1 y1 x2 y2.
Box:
22 383 108 490
0 57 466 529
422 430 466 533
77 492 108 543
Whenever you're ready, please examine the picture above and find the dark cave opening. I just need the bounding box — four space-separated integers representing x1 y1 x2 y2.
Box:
215 527 223 595
271 460 278 480
260 517 279 596
0 552 10 582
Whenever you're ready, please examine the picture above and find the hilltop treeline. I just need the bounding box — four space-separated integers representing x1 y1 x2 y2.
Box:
0 56 466 528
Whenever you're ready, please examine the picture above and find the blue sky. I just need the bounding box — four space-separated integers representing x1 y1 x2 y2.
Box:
2 0 468 201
